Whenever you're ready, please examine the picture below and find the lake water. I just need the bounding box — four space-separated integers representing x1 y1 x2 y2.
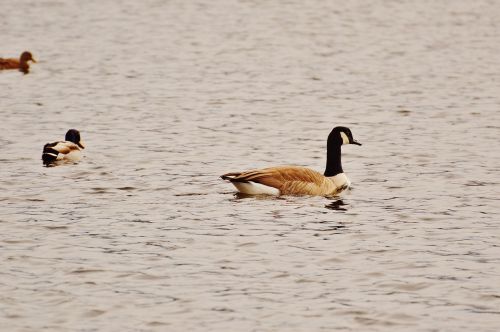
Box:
1 0 499 331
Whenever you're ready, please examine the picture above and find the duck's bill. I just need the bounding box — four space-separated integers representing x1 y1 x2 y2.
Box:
78 141 86 149
32 58 37 63
352 140 362 146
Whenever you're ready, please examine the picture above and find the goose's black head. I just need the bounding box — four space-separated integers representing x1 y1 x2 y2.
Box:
328 126 362 147
324 126 361 177
65 129 85 149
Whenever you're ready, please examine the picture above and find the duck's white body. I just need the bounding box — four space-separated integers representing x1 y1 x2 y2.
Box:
43 141 83 165
53 142 83 162
42 129 85 166
64 149 83 162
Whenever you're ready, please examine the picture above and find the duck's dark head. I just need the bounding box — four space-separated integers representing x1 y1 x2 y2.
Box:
20 51 36 64
65 129 85 149
328 126 362 147
18 51 36 74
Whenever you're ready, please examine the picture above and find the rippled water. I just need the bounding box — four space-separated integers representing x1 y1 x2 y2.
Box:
1 0 500 331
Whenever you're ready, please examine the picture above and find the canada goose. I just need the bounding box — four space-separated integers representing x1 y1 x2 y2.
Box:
221 126 361 196
42 129 85 166
0 51 37 74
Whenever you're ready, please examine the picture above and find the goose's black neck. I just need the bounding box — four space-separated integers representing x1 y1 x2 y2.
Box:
324 140 343 177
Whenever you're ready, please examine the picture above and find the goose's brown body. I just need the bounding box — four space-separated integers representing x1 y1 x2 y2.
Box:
222 166 349 196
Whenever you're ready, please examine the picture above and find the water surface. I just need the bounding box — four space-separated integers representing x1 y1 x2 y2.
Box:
1 0 499 331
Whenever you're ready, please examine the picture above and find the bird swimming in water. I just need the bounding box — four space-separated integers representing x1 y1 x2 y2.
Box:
0 51 37 74
221 126 361 196
42 129 85 166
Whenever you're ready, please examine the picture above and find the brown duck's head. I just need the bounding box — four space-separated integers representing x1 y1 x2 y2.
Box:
20 51 36 64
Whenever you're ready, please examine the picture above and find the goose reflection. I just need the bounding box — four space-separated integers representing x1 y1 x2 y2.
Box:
325 199 348 211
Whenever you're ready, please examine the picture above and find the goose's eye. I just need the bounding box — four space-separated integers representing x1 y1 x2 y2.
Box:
340 132 350 144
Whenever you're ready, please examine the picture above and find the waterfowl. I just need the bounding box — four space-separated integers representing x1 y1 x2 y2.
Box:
0 51 37 74
221 126 361 196
42 129 85 166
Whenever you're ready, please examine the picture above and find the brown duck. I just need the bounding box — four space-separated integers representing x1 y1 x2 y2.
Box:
0 51 37 74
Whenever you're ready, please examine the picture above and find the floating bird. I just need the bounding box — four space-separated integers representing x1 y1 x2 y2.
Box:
221 126 361 196
0 51 37 74
42 129 85 166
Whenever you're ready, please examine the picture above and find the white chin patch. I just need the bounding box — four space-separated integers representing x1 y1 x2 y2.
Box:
340 132 350 145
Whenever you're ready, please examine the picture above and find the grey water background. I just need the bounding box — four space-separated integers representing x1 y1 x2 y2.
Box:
1 0 499 331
